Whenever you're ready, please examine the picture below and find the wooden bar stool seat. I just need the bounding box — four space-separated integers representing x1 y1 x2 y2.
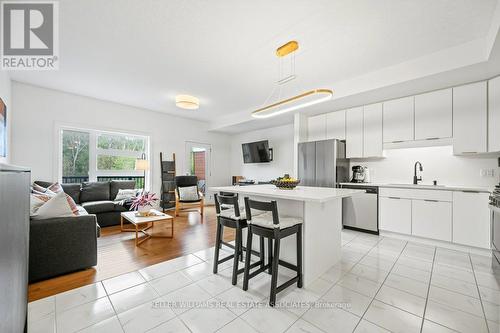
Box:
242 197 303 307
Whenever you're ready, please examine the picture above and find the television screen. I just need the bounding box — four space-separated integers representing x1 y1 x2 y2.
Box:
242 140 271 163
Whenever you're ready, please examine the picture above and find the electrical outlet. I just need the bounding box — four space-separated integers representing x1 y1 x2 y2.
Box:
480 169 495 178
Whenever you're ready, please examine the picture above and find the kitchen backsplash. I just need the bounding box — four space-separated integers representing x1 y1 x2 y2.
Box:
350 145 499 187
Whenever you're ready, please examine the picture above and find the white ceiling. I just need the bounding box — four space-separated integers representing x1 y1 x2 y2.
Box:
10 0 500 132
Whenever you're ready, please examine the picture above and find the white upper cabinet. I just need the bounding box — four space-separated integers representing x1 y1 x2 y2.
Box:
453 81 488 155
489 76 500 152
326 110 346 140
363 103 383 158
345 107 364 158
307 114 326 142
414 89 452 140
383 96 414 143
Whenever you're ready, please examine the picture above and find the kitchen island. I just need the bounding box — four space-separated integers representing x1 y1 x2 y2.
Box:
209 185 363 285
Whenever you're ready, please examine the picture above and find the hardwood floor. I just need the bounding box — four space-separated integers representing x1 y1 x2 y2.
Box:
28 206 235 302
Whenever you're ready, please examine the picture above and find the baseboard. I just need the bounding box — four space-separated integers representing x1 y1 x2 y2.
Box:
379 230 492 257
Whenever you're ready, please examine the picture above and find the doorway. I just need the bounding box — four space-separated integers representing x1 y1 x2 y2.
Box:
185 141 212 200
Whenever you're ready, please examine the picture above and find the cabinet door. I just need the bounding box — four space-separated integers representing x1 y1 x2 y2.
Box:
379 197 412 234
414 89 452 140
453 82 487 154
363 103 383 157
383 96 414 143
307 114 326 142
489 77 500 152
453 192 491 249
412 200 452 241
345 107 363 158
326 110 345 140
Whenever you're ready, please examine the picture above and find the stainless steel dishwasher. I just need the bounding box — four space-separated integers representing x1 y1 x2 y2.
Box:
341 185 379 234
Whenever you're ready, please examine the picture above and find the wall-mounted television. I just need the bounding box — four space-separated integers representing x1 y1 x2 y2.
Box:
242 140 272 163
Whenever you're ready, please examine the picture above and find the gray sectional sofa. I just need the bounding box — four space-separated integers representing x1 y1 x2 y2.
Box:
29 180 136 282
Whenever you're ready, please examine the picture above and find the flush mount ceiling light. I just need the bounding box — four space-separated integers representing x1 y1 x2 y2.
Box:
251 40 334 119
175 94 199 110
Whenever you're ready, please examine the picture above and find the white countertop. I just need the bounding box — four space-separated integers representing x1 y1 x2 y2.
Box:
209 185 364 203
339 182 492 193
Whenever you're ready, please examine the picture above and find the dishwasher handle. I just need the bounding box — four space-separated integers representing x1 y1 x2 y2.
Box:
365 188 378 194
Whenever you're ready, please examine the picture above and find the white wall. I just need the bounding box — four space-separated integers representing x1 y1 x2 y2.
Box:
230 124 294 182
10 82 232 198
0 71 11 164
352 145 499 187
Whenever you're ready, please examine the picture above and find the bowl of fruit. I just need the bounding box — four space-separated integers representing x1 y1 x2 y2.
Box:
271 174 300 190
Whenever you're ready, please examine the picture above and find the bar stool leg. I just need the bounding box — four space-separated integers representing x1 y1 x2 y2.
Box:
238 228 244 262
232 226 241 285
297 226 303 288
213 220 222 274
269 236 280 306
259 236 265 269
267 238 273 274
242 227 253 291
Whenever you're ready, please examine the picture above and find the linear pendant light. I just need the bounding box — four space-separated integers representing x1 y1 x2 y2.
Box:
251 41 334 119
252 89 333 118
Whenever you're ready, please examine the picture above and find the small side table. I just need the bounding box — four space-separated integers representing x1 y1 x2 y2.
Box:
120 209 174 246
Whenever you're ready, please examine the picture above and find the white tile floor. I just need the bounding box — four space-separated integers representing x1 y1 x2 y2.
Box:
28 230 500 333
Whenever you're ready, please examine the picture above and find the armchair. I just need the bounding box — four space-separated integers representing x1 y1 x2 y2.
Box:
174 175 204 217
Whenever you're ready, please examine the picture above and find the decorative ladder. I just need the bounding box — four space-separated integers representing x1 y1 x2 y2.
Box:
160 152 176 211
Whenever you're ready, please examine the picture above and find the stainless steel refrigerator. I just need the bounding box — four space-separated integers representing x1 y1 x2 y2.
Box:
298 139 349 187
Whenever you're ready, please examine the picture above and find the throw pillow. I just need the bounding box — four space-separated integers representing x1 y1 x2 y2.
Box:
32 183 48 193
47 182 64 193
30 193 51 216
178 186 199 201
114 189 138 201
32 183 57 196
31 192 80 220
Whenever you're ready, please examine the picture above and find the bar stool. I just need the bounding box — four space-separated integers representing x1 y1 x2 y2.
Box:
213 193 264 285
242 197 303 306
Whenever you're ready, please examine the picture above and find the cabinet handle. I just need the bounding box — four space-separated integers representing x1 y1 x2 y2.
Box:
461 151 477 154
425 137 439 140
424 199 439 202
388 197 401 200
462 190 479 193
391 140 404 143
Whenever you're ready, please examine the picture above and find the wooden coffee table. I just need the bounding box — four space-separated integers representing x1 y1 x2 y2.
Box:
120 209 174 245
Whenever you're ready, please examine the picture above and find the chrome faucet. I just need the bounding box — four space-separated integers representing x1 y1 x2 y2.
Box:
413 161 423 185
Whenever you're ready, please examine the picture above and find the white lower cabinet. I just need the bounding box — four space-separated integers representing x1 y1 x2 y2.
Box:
379 197 412 234
411 200 452 242
378 187 491 249
453 192 491 249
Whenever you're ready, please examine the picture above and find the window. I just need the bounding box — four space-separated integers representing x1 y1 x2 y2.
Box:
62 130 90 183
60 128 149 188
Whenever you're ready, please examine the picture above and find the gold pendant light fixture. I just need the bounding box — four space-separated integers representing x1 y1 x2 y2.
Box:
251 41 333 119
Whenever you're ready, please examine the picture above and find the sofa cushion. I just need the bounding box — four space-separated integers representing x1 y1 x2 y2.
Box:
112 201 129 212
81 200 129 214
61 183 81 204
110 180 136 200
81 182 110 202
81 201 116 214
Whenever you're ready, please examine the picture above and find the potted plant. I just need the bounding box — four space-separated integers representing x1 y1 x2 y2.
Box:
130 192 158 216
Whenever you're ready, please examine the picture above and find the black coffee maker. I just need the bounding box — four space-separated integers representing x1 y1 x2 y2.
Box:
351 165 366 183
